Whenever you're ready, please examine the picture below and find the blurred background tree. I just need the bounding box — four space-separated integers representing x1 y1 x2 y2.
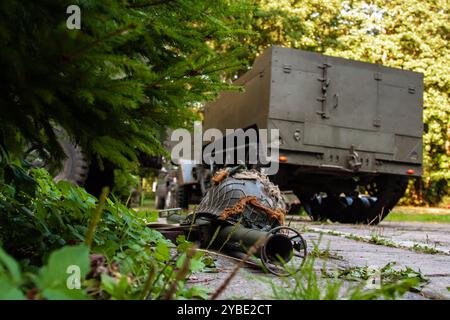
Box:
0 0 251 168
323 0 449 206
233 0 449 206
0 0 447 205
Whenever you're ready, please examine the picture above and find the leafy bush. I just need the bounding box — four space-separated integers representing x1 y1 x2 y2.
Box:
0 0 252 169
0 160 207 300
325 262 428 292
266 256 425 300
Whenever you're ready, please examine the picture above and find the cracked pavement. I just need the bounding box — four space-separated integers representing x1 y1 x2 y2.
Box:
188 219 450 300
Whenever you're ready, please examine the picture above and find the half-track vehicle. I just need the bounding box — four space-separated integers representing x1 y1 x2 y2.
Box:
156 46 424 224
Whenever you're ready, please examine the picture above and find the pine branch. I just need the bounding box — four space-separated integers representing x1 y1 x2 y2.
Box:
127 0 176 8
63 24 138 63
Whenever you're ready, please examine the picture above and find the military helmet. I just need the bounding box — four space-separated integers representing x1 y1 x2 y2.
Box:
193 168 287 231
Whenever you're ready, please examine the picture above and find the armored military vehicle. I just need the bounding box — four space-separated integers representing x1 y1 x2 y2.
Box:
157 46 424 224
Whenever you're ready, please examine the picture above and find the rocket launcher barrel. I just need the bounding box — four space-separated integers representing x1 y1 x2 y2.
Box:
213 224 294 264
152 214 306 276
150 168 308 276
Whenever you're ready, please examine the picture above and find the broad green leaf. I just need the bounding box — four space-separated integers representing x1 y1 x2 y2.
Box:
0 276 25 300
176 253 205 273
100 274 130 300
36 245 90 300
41 287 89 300
189 258 205 273
100 273 116 296
154 243 170 262
0 247 22 284
185 285 210 300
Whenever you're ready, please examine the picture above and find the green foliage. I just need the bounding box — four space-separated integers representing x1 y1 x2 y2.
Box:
0 166 94 263
411 243 439 255
112 169 140 202
327 262 428 292
235 0 449 205
369 232 397 247
309 238 344 261
215 0 346 69
324 0 449 205
0 245 89 300
265 256 420 300
100 273 132 300
385 211 450 223
36 245 90 300
0 0 252 168
0 247 26 299
0 164 208 300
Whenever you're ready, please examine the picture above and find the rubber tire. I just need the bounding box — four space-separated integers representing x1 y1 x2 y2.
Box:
298 175 408 225
328 175 408 224
300 195 328 222
53 139 89 186
155 195 166 209
348 175 408 224
176 185 189 210
84 159 115 198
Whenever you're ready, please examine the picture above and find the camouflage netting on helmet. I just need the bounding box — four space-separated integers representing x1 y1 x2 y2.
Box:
193 167 287 231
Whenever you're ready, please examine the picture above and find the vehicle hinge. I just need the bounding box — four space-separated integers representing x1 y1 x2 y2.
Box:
283 65 292 73
373 118 381 127
317 63 332 69
316 63 331 119
374 72 383 81
348 145 362 171
259 69 265 78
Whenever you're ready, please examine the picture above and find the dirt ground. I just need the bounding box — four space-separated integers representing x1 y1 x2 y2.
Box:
184 219 450 300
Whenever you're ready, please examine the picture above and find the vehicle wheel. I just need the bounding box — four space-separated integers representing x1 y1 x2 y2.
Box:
25 131 90 186
84 158 115 197
53 138 89 186
298 175 408 224
155 195 166 209
299 194 328 222
347 174 408 224
164 184 177 208
176 185 190 209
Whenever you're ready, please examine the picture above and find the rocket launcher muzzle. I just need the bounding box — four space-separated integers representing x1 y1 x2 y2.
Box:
152 214 307 276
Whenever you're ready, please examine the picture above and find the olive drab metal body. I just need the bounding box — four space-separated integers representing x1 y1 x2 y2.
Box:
201 46 423 224
159 46 423 224
204 46 423 177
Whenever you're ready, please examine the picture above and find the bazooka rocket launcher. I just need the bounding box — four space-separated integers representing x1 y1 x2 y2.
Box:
148 167 307 276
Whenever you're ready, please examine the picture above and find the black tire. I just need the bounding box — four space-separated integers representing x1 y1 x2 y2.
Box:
84 159 115 197
155 195 166 209
53 138 89 186
176 185 189 209
299 195 328 222
348 174 408 224
299 175 408 225
25 127 91 188
24 128 115 197
164 184 177 208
